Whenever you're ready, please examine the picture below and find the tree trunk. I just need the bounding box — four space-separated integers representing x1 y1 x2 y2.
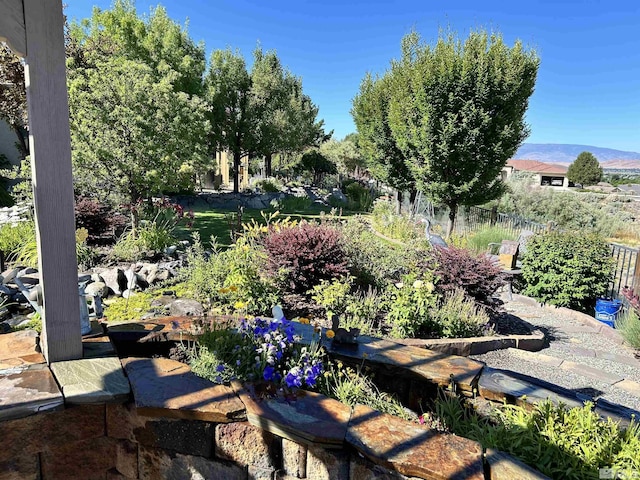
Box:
409 188 418 217
233 149 241 193
395 190 403 215
265 152 272 178
446 203 458 239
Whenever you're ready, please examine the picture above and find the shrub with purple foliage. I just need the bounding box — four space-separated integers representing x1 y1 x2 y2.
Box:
432 246 505 304
262 222 349 294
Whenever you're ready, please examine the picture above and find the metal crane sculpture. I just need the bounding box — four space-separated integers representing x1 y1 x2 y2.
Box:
419 218 448 249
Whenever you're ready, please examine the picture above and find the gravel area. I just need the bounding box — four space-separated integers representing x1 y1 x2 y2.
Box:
472 295 640 414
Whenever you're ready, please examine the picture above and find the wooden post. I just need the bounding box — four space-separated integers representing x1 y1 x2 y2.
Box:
22 0 82 362
632 252 640 299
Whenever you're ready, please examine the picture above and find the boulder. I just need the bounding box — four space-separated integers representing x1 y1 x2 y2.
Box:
124 267 137 291
85 281 109 298
0 268 19 284
168 299 204 317
26 284 42 302
101 268 127 296
90 273 105 284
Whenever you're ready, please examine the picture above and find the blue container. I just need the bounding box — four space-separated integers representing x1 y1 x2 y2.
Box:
594 298 622 328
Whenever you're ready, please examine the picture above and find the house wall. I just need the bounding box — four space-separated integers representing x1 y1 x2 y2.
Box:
202 151 250 191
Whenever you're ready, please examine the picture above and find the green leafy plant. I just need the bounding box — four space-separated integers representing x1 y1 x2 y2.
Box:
430 289 492 338
0 220 34 261
615 308 640 350
255 178 283 193
103 292 156 323
344 182 373 212
434 394 640 480
371 199 421 242
270 195 312 212
181 233 279 315
466 225 517 254
318 360 414 421
385 273 439 338
521 232 614 312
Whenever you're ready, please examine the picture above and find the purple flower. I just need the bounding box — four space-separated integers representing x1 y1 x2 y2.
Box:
263 365 276 381
285 369 302 388
216 364 225 372
171 320 179 330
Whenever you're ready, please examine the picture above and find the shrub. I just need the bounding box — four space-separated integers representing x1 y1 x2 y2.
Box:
345 182 373 212
262 222 349 295
435 395 640 480
430 289 491 338
255 178 283 193
74 196 112 243
271 195 312 212
319 360 414 421
181 234 279 315
340 217 427 289
103 292 156 323
616 309 640 349
0 220 34 259
371 199 421 242
521 232 614 312
385 273 439 338
433 246 505 304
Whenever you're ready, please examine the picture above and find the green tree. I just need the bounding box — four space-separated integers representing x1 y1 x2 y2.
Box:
205 46 328 190
352 72 416 213
320 134 367 177
66 0 208 225
295 150 337 185
387 30 539 236
0 44 28 159
68 59 209 227
567 151 602 186
204 48 254 193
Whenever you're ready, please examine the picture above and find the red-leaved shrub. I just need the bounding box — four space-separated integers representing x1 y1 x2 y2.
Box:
433 246 505 304
75 196 127 245
262 222 349 294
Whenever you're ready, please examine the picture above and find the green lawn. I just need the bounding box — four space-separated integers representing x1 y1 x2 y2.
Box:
175 204 362 248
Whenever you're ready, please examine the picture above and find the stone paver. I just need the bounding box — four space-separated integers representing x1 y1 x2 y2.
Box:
232 381 352 448
0 364 64 421
50 357 130 404
478 367 583 408
507 348 564 368
122 357 245 422
0 330 45 369
613 379 640 396
346 404 484 480
486 448 550 480
329 334 483 394
560 360 624 385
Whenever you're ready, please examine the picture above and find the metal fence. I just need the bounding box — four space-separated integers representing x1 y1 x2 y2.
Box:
461 206 639 299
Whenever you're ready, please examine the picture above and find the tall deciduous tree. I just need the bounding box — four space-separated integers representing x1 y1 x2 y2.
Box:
204 48 254 193
67 0 209 225
320 134 366 177
567 151 602 186
205 46 328 190
0 44 28 159
352 72 415 213
388 30 539 236
68 59 209 226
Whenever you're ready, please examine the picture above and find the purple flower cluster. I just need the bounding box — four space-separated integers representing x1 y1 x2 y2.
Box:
238 315 323 390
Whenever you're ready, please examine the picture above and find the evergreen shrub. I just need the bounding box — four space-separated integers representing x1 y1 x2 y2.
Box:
521 232 614 312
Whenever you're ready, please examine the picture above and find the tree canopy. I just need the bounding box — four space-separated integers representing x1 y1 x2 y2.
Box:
0 44 28 159
567 151 603 186
319 134 366 177
67 0 209 218
352 72 415 212
354 30 538 235
204 46 327 191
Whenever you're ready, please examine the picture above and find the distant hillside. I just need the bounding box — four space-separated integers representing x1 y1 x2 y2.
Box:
514 143 640 166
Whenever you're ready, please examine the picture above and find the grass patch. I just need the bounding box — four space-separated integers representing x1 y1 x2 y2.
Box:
465 225 517 254
175 204 359 248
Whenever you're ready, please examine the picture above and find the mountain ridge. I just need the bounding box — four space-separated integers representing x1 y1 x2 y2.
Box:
514 143 640 168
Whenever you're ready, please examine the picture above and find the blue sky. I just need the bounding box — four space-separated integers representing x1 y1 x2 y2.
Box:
65 0 640 152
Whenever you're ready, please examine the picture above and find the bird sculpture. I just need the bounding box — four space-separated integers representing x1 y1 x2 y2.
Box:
419 218 448 249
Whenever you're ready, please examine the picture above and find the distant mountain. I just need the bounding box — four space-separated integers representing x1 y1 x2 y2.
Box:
514 143 640 166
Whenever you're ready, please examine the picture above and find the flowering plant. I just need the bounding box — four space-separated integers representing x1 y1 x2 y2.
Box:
189 306 324 392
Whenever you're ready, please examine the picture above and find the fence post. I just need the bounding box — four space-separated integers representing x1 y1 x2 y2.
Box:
490 206 497 226
546 221 555 233
632 252 640 298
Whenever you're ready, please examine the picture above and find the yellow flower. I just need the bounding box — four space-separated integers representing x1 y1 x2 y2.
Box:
75 228 89 244
219 287 230 294
426 282 435 293
298 317 310 324
228 285 238 292
413 280 424 289
326 329 335 339
234 301 246 310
